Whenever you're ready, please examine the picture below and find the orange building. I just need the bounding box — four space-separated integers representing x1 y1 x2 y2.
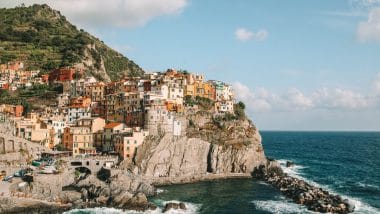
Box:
69 96 92 108
165 101 183 113
0 104 23 117
63 127 74 151
185 81 215 100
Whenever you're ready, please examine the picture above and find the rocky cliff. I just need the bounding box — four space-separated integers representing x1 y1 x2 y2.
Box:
133 111 267 184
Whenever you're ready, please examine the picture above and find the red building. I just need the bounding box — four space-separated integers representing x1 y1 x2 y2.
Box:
0 83 9 90
49 68 81 82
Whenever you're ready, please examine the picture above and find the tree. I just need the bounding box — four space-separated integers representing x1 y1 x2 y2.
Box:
237 101 245 110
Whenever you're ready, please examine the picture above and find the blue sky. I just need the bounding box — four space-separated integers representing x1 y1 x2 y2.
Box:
3 0 380 131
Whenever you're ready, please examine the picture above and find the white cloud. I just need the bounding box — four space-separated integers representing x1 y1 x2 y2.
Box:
282 88 314 110
312 88 369 109
232 81 375 114
357 7 380 42
232 82 272 112
1 0 188 28
373 73 380 94
235 28 268 42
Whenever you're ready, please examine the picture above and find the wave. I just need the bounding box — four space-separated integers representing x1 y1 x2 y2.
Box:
64 200 200 214
276 159 380 214
251 200 313 214
355 182 380 190
156 188 166 194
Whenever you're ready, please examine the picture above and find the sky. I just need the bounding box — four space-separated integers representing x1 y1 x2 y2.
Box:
2 0 380 131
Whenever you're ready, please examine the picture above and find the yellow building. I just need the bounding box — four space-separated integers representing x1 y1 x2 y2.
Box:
71 126 94 156
84 82 105 102
185 81 215 100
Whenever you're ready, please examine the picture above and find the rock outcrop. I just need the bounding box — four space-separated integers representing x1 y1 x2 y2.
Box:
3 168 156 213
257 160 355 213
0 197 70 214
133 117 266 184
163 202 187 212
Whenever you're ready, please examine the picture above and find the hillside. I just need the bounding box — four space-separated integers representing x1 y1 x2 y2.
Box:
0 4 144 81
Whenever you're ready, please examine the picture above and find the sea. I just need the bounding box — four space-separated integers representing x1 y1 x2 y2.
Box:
66 131 380 214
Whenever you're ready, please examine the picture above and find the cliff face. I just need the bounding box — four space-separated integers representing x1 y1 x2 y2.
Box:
134 115 266 183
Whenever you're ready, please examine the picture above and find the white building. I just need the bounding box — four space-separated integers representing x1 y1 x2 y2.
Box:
67 107 91 124
215 100 234 113
57 93 70 108
212 81 234 101
144 104 185 136
47 118 66 145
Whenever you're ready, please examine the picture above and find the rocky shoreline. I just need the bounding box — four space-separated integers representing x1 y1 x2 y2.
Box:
254 160 355 213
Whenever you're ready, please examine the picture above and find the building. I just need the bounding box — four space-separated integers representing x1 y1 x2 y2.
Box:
215 100 234 114
57 93 70 108
71 126 95 156
45 117 66 146
84 82 106 102
49 67 77 82
67 96 92 123
0 104 23 117
186 81 215 100
63 127 74 151
102 122 126 153
211 81 234 101
14 112 39 141
67 107 91 124
144 101 185 136
114 127 148 159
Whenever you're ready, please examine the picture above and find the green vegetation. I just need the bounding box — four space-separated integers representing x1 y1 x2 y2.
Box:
0 83 61 115
74 169 81 179
234 101 246 120
54 143 66 151
184 95 215 110
0 4 144 80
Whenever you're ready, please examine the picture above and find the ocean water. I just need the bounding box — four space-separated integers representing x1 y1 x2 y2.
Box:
66 131 380 214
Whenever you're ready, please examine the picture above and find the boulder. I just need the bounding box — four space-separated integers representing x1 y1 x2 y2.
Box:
60 191 82 204
163 202 186 212
96 195 108 205
343 199 355 212
286 161 295 167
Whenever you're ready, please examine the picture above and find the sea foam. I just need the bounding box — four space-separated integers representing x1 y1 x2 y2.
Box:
251 200 313 214
64 200 200 214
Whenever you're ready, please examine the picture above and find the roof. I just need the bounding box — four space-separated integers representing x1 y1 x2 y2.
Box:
104 122 122 129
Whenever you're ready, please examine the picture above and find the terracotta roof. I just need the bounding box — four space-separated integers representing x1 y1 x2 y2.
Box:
104 122 122 129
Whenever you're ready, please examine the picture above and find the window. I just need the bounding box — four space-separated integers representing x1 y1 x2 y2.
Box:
134 140 137 144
